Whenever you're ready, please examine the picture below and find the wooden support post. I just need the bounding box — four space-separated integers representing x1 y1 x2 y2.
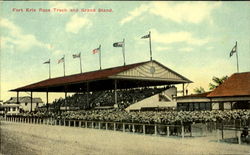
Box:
68 120 71 127
114 80 118 105
182 125 185 139
106 123 108 130
73 120 76 127
17 91 19 104
167 126 170 137
64 119 66 126
85 121 87 128
114 123 116 131
99 122 101 129
86 82 89 109
237 131 241 144
123 123 125 132
30 91 33 112
154 125 157 135
217 129 220 142
132 124 135 133
79 121 81 128
65 87 67 111
182 83 185 96
92 122 94 128
46 91 49 112
143 125 146 134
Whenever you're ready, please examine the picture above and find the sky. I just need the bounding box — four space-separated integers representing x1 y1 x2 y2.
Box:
0 1 250 102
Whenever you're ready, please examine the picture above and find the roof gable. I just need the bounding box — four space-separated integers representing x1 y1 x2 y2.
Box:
207 72 250 97
113 60 191 83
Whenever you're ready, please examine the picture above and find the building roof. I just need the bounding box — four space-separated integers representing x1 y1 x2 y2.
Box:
11 60 192 92
5 96 43 103
207 72 250 97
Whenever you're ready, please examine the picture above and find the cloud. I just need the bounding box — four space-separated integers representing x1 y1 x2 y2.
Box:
150 29 210 46
155 46 172 52
120 4 149 25
65 14 92 33
178 47 193 52
120 2 221 25
0 18 50 52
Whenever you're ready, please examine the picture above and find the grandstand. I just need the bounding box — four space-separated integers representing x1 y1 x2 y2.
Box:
11 60 191 112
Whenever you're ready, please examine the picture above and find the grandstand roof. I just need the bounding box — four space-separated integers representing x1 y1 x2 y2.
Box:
11 60 192 92
207 72 250 97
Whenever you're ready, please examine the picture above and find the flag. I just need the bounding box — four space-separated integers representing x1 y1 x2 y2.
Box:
92 46 100 54
141 33 150 39
43 59 50 64
113 42 124 47
58 57 64 64
73 53 80 59
230 44 237 57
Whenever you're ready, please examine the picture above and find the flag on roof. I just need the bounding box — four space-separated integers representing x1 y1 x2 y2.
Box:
58 57 64 64
230 43 237 57
43 59 50 64
92 46 100 54
141 33 150 39
113 42 124 47
73 53 80 58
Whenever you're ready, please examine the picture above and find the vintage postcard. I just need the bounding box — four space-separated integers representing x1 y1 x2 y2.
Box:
0 1 250 155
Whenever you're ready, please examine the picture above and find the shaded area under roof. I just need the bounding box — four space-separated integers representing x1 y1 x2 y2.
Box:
207 72 250 97
11 60 192 93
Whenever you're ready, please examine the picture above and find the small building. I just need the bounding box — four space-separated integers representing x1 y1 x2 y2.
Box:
1 104 20 115
177 72 250 111
4 96 44 112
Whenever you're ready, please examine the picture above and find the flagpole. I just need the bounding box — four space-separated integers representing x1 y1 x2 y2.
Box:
80 53 82 73
49 59 51 79
235 41 239 73
123 38 126 66
149 31 152 61
99 45 102 70
63 55 65 76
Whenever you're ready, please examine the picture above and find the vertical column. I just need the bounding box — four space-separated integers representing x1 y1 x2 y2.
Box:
182 84 185 96
106 123 108 130
154 125 157 135
114 80 118 105
132 124 135 133
86 82 89 109
16 91 19 104
85 121 88 128
46 91 49 112
123 123 125 132
143 125 146 135
181 125 185 139
65 86 67 111
98 122 101 129
167 126 170 137
114 123 116 131
30 91 33 112
79 121 81 128
237 131 241 144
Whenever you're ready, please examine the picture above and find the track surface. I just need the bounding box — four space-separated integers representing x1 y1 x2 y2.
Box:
0 121 249 155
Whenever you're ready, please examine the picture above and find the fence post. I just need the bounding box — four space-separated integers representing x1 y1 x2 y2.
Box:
132 124 135 133
123 123 125 132
181 124 184 139
143 125 146 135
154 125 157 135
79 121 81 128
105 123 108 130
167 126 170 137
237 131 241 144
217 129 220 142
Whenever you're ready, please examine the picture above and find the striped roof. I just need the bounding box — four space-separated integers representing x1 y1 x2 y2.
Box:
207 72 250 97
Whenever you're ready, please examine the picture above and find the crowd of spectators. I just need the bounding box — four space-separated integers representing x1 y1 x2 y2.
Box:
49 87 169 110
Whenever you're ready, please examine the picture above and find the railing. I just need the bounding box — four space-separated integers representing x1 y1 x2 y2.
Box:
3 116 194 138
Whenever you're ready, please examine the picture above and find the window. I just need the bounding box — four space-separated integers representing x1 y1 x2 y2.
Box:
13 107 16 111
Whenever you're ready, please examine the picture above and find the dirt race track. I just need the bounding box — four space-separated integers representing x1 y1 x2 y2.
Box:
0 121 250 155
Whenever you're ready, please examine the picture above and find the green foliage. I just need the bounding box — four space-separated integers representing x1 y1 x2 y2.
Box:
193 87 205 94
209 76 228 90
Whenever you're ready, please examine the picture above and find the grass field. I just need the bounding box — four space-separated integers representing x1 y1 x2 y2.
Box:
0 121 250 155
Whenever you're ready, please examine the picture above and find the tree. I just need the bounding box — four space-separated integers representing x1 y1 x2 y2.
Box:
193 87 205 94
209 76 228 90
